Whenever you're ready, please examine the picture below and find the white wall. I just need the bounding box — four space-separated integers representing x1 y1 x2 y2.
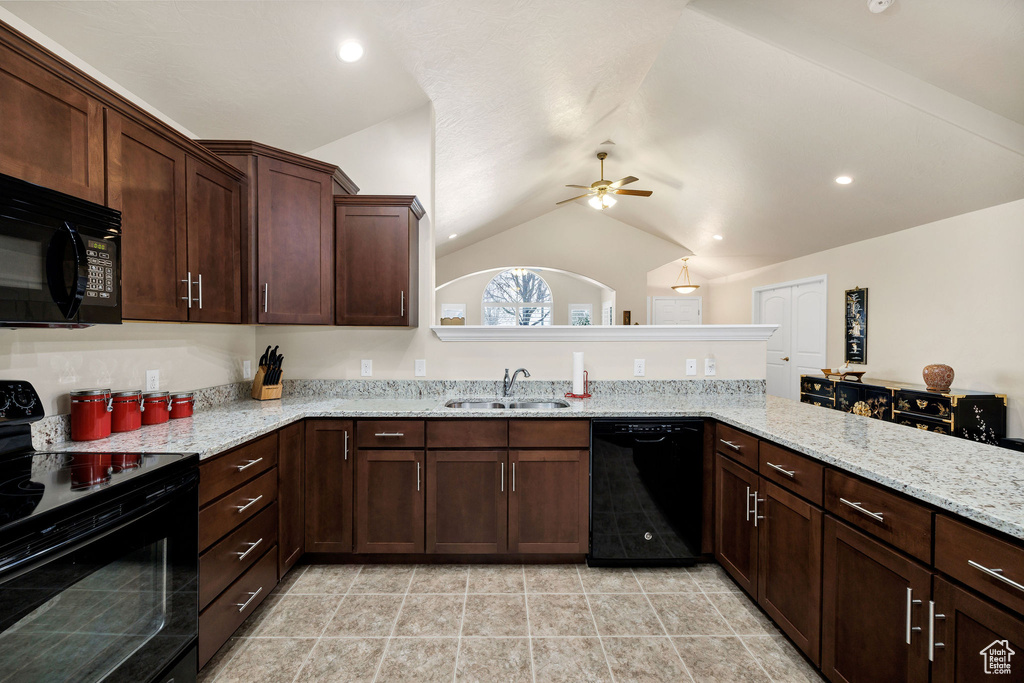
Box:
707 198 1024 438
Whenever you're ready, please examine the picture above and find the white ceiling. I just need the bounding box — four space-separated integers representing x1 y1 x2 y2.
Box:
3 0 1023 278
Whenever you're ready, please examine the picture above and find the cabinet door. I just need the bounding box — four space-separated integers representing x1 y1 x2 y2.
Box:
0 46 104 203
426 451 507 554
305 420 353 554
355 450 424 554
714 453 759 595
822 517 931 683
256 158 333 324
106 111 188 321
335 205 416 326
508 450 588 554
932 576 1024 683
757 479 823 665
278 422 304 575
185 156 242 323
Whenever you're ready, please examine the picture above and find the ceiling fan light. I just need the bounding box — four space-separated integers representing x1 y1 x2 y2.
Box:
602 194 616 208
588 195 605 210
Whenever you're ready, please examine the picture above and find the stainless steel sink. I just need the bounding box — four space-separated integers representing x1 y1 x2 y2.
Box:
508 400 570 410
444 400 506 409
443 399 570 410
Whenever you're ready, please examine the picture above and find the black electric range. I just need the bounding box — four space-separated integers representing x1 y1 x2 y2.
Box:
0 380 199 683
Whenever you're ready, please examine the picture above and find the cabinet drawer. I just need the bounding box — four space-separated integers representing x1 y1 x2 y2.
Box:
800 394 834 409
198 545 277 668
759 442 823 506
800 377 834 399
824 469 932 562
508 420 589 448
427 419 507 448
199 501 278 610
716 423 758 469
199 469 278 551
894 413 952 436
199 433 278 506
357 420 425 448
935 515 1024 616
894 390 952 420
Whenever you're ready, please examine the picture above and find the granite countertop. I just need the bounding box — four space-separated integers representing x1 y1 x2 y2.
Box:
47 393 1024 541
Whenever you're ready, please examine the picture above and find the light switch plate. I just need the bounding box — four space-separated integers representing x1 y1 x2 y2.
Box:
686 359 697 376
705 358 716 376
243 360 252 380
361 360 373 377
415 359 426 377
145 369 159 391
633 359 646 377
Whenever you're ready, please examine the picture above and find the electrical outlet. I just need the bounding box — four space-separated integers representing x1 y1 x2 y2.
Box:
414 359 426 377
243 360 252 380
685 359 697 376
145 369 159 391
633 359 646 377
361 360 373 377
705 357 716 376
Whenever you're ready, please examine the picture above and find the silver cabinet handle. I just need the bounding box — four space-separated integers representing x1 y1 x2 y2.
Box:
400 290 405 317
754 493 765 527
263 283 268 313
416 462 421 492
721 439 742 452
765 461 795 478
840 497 885 523
906 587 922 644
745 486 752 522
512 462 516 492
181 271 192 308
968 559 1024 592
344 430 349 460
374 432 405 438
501 462 504 492
928 600 945 661
236 586 262 613
197 272 203 309
236 495 263 513
237 538 263 561
237 457 263 472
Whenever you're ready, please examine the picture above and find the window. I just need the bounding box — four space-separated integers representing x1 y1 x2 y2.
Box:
602 303 613 326
482 268 552 326
569 303 592 326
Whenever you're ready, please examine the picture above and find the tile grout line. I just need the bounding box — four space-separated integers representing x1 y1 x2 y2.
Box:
290 564 363 683
575 564 618 683
696 568 777 682
452 567 471 683
522 565 536 683
630 568 697 683
371 566 416 683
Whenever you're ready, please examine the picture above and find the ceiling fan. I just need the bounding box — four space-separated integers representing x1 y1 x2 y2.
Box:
557 152 653 210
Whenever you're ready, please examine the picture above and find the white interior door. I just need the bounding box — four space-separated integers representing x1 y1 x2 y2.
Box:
652 297 702 324
753 276 827 401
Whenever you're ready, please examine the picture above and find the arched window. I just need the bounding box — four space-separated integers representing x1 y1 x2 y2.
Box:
482 268 552 326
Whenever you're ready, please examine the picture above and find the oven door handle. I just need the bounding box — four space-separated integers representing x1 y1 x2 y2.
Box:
45 221 88 320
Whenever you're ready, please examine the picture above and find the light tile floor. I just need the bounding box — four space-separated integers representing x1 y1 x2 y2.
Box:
199 563 824 682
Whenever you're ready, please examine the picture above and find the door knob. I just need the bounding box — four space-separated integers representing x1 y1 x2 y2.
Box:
782 357 790 361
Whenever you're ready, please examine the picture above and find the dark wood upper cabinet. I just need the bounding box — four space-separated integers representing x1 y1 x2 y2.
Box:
198 141 357 325
0 39 104 203
355 449 425 554
822 516 931 683
106 111 188 322
335 195 424 327
508 449 589 554
426 450 507 554
185 157 243 323
714 453 759 595
304 420 354 554
278 421 304 576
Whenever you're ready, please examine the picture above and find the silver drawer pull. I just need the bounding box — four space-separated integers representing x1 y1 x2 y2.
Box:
906 587 922 644
765 461 795 478
236 457 263 472
236 587 263 613
237 538 264 561
928 600 945 661
374 432 405 437
236 495 263 513
720 439 742 452
968 560 1024 592
839 497 885 523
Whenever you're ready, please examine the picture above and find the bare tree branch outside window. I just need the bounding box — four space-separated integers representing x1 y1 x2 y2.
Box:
483 269 552 326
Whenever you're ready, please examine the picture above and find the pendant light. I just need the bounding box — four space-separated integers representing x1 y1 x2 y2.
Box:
671 258 700 294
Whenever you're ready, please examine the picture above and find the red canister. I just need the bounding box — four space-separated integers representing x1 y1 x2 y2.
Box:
70 389 112 441
110 390 144 433
169 392 195 419
141 391 171 425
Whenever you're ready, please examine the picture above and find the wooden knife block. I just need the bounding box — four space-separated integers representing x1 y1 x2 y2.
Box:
251 365 283 401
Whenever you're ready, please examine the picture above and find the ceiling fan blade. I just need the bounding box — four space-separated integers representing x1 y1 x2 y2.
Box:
613 189 653 197
564 184 591 189
608 176 638 189
556 193 594 205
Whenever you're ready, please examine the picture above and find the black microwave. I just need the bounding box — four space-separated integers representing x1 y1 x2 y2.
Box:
0 173 121 327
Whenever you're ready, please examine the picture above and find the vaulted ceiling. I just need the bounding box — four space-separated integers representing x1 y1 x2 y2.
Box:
4 0 1023 278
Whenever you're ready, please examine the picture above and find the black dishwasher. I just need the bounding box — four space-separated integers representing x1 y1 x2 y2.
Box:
589 419 703 566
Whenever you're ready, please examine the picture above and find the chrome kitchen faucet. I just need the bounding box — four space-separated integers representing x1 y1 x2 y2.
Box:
503 368 531 396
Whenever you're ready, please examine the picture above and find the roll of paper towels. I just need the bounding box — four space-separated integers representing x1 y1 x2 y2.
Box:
572 352 585 395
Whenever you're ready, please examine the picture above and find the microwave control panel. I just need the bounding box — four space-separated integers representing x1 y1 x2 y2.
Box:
84 239 117 306
0 381 44 423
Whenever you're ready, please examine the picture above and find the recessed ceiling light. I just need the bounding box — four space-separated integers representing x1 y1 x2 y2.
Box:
835 176 853 185
712 234 723 240
448 233 458 240
337 40 364 63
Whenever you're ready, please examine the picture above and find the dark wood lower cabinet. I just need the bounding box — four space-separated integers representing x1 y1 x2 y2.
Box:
931 576 1024 683
714 453 758 594
355 450 425 554
426 450 507 554
278 422 304 575
508 449 588 554
822 516 931 683
304 420 353 553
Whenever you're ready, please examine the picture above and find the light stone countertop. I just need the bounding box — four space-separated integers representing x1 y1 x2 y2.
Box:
46 393 1024 541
